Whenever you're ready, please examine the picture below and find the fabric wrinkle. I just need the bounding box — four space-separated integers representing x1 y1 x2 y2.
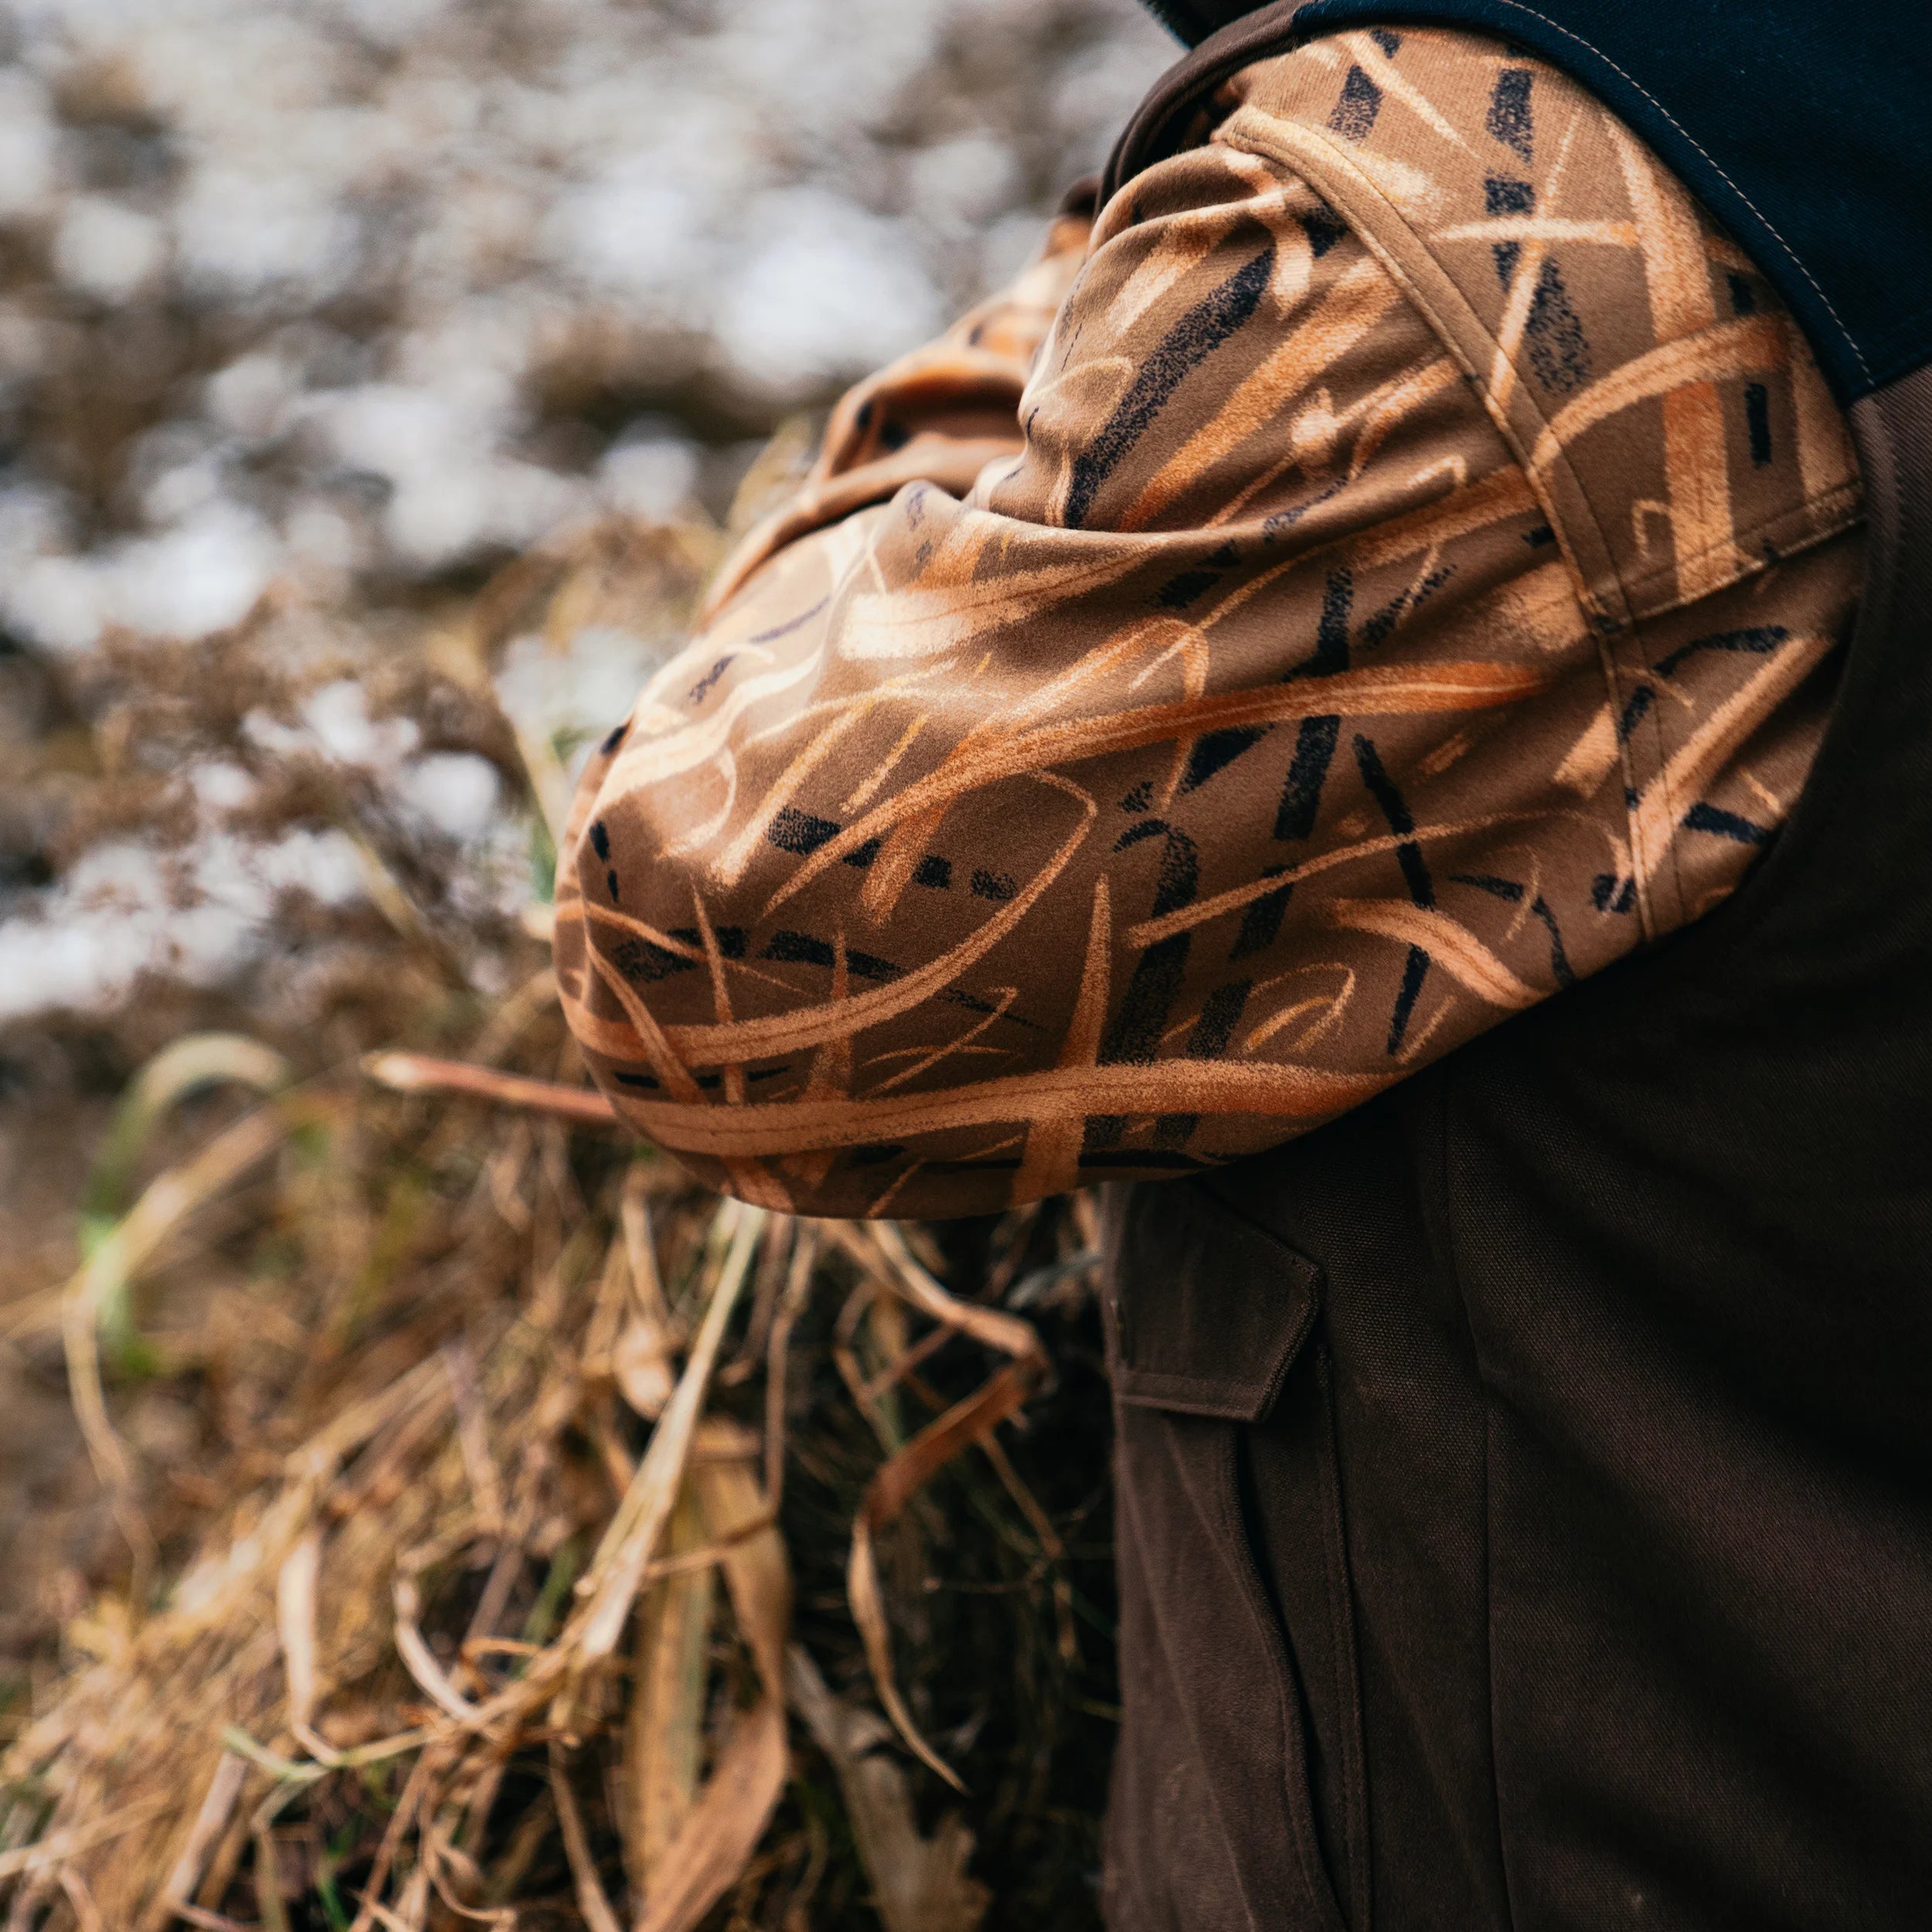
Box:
552 26 1862 1223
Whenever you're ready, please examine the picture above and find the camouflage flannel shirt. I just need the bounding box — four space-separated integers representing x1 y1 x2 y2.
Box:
554 26 1864 1219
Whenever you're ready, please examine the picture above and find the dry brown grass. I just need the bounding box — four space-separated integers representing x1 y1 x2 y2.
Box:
0 512 1119 1932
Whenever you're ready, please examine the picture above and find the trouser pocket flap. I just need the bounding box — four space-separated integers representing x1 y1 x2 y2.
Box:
1101 1177 1324 1420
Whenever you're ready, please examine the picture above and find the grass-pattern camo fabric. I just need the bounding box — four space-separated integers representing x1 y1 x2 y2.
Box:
554 26 1863 1219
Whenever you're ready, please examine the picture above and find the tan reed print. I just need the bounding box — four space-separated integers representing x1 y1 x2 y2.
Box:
554 26 1864 1219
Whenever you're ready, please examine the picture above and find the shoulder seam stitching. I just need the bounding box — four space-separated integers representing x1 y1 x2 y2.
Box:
1406 0 1869 379
1214 104 1664 936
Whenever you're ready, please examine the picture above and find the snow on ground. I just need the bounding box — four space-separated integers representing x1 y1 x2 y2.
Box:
0 0 1173 1026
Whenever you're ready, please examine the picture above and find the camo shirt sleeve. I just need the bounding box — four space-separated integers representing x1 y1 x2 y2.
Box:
553 26 1864 1220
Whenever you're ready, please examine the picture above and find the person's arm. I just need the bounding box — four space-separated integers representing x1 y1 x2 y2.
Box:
701 188 1099 621
553 36 1859 1220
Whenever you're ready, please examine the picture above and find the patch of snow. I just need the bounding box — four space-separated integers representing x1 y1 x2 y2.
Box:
189 760 257 811
107 504 283 640
713 188 943 396
53 197 167 303
298 679 420 770
907 137 1022 228
397 751 502 842
0 826 366 1026
174 167 359 304
597 431 701 524
206 352 301 442
9 554 107 657
495 623 675 751
0 71 57 222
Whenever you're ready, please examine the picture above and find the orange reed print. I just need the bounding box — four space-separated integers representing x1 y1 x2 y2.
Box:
555 28 1863 1219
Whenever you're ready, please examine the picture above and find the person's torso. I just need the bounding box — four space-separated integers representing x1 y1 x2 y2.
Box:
1100 8 1932 1927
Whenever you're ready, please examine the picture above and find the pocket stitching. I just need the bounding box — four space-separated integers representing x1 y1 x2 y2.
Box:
1111 1179 1328 1422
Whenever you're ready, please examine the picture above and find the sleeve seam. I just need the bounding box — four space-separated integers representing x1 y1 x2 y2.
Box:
1213 107 1664 940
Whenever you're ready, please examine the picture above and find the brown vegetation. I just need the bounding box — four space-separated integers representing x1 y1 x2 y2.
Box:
0 519 1119 1931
